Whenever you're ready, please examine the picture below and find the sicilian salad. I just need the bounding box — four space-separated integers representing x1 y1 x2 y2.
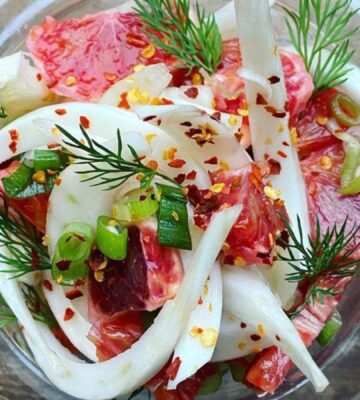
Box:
0 0 359 399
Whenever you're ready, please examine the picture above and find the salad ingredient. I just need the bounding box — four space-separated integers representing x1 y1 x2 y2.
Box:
160 85 215 110
339 175 360 195
198 365 222 395
222 265 329 393
157 184 192 251
285 0 358 92
0 295 17 328
52 251 88 286
168 261 222 389
112 188 159 223
317 311 342 346
331 93 360 127
0 52 58 128
57 125 179 190
0 205 50 278
2 164 33 197
57 222 94 262
4 207 239 400
34 149 61 172
27 12 169 101
134 0 223 74
96 217 128 261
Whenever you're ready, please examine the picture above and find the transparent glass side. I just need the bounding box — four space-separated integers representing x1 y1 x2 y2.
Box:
0 1 359 399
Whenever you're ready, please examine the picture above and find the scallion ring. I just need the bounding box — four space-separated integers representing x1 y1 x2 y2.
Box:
96 216 128 261
33 149 61 172
331 93 360 127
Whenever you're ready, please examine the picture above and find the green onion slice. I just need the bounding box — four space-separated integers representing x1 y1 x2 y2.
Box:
340 143 360 188
112 187 159 223
96 216 128 261
51 251 89 287
198 365 223 395
339 174 360 196
34 150 61 172
2 164 33 197
331 93 360 127
317 311 342 347
156 184 192 250
57 222 94 262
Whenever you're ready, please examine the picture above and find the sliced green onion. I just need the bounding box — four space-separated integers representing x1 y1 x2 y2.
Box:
2 163 32 197
198 366 222 396
33 150 61 172
96 216 128 261
317 311 342 347
341 143 360 187
51 251 89 286
229 363 247 383
57 222 94 262
331 93 360 127
156 184 192 250
112 187 159 223
339 174 360 196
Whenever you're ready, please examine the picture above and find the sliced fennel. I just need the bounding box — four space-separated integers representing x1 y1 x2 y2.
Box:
0 52 59 128
222 265 329 392
1 207 240 400
234 0 310 306
100 63 172 107
161 85 215 110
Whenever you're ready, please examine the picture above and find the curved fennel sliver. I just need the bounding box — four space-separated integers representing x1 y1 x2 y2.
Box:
222 265 329 392
234 0 310 306
1 207 240 400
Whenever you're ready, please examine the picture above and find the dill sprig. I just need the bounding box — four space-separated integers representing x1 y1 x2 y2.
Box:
134 0 223 74
278 215 359 317
0 203 50 278
0 106 7 119
56 124 180 190
284 0 359 91
0 295 17 329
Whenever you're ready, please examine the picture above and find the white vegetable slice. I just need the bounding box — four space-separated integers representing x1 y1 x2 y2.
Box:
134 104 250 172
234 0 310 306
100 64 172 107
222 265 329 392
212 312 272 362
1 207 240 400
167 261 223 389
0 52 59 128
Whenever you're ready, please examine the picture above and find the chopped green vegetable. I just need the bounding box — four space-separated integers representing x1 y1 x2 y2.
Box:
198 366 222 396
51 251 89 287
317 311 342 346
331 93 360 127
156 184 192 250
96 216 128 261
339 174 360 195
341 144 360 188
34 149 61 172
2 163 33 197
112 188 159 223
229 363 247 382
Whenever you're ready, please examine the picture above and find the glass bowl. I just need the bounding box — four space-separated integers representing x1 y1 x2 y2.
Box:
0 1 359 399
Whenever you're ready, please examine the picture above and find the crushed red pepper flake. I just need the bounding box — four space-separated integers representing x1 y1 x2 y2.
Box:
64 308 75 321
8 141 17 154
65 289 84 300
268 75 281 84
256 93 268 106
184 87 199 99
36 73 42 81
167 357 182 380
276 334 281 341
250 334 262 342
80 116 90 129
56 260 71 271
267 158 282 175
198 296 204 305
9 129 19 141
277 150 288 159
143 115 156 122
47 143 61 150
240 322 247 329
180 121 192 127
174 173 186 184
168 159 186 168
55 178 62 186
43 279 53 291
204 156 218 165
55 108 67 116
186 170 197 180
210 112 221 122
282 141 290 147
118 92 130 109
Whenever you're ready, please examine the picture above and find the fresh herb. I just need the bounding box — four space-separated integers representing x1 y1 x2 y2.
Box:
56 124 179 190
278 215 359 317
284 0 359 91
134 0 223 74
0 295 17 329
0 106 7 119
0 203 51 278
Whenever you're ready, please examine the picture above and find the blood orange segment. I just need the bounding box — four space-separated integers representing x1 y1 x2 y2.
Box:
27 12 171 101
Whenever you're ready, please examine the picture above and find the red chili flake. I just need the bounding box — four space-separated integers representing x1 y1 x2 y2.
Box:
162 99 174 105
234 132 243 142
156 119 162 126
43 280 53 291
36 73 42 81
167 357 182 380
139 195 147 201
56 260 71 271
267 158 282 175
282 141 290 147
211 112 221 122
168 159 186 168
180 121 192 127
9 129 19 141
31 249 40 270
240 322 247 329
47 143 61 149
184 87 199 99
80 116 90 129
277 150 288 159
65 289 84 300
55 178 62 186
186 170 197 180
64 308 75 321
204 156 218 165
265 106 278 114
273 112 287 119
268 75 280 84
256 93 268 106
8 142 17 154
250 334 262 342
264 153 270 160
143 115 156 122
75 278 86 287
118 92 130 109
55 108 67 116
276 334 281 341
198 296 204 305
174 174 186 184
126 32 147 48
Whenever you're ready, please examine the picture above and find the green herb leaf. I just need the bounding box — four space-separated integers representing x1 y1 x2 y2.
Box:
134 0 223 74
56 124 180 191
284 0 359 91
0 106 7 119
0 295 17 329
